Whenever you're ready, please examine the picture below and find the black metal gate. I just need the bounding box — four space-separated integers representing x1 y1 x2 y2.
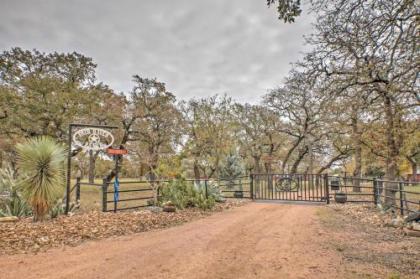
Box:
251 173 329 203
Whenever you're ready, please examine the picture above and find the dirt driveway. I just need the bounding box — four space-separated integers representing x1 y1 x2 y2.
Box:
0 202 343 279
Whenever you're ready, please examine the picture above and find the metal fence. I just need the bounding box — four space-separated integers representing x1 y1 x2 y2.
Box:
251 173 328 202
68 174 420 216
70 176 252 212
326 175 420 215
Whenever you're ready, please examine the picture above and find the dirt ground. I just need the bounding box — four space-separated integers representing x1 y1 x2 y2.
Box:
0 202 418 279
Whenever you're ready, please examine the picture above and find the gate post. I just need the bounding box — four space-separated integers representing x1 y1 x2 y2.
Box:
373 178 378 205
102 178 109 212
204 179 208 199
398 182 404 216
250 174 254 200
324 174 330 204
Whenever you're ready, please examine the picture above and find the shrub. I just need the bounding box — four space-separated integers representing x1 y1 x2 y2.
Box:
160 178 194 209
0 166 31 217
49 198 78 219
0 165 18 194
193 188 215 210
206 182 225 203
0 192 31 217
161 178 216 210
219 152 244 188
16 137 66 221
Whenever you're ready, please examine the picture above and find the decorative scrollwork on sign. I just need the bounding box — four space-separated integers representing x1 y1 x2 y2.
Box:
72 128 114 151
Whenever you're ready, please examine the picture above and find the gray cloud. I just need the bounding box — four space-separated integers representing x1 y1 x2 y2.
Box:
0 0 314 103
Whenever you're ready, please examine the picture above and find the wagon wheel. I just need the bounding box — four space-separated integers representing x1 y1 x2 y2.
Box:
275 177 298 192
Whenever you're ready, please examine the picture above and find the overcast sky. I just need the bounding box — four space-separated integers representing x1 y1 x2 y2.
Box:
0 0 314 103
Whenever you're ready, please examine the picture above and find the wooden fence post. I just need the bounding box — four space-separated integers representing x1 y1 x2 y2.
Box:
75 177 81 204
102 178 108 212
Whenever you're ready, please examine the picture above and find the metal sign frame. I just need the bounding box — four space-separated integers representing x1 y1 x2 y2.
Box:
65 123 118 214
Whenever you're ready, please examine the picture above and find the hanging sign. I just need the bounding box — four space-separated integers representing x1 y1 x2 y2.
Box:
107 148 128 155
72 128 114 151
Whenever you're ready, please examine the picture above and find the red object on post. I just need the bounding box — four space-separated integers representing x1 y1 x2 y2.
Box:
106 148 128 155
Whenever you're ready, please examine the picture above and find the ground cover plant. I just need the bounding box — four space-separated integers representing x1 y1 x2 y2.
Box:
160 178 216 210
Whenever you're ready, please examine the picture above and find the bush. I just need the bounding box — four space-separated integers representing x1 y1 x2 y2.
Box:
0 191 31 217
17 137 66 221
0 165 18 194
160 178 216 210
219 152 244 188
0 166 31 217
49 198 78 219
206 182 225 203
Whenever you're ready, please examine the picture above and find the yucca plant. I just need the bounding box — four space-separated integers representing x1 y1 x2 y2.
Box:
16 137 66 221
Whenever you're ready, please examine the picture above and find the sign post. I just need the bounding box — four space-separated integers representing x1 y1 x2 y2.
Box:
65 124 118 214
107 147 128 213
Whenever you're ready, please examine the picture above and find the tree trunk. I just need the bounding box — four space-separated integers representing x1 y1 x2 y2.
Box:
193 159 201 184
88 150 99 184
407 156 417 182
383 94 399 207
351 112 362 192
352 148 362 192
264 161 273 190
147 166 158 204
253 156 261 174
410 161 417 180
290 147 308 174
282 137 303 174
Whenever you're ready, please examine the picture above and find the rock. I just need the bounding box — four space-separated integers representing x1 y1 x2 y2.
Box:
0 216 19 223
163 205 176 213
405 212 420 223
388 217 404 228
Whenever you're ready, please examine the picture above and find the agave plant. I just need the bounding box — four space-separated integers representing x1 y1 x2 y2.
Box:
16 137 66 221
0 165 16 194
0 165 31 217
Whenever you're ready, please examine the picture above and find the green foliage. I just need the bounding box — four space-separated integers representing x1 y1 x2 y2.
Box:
0 192 31 217
160 178 215 210
180 95 235 179
365 166 385 178
16 137 66 221
267 0 302 23
219 152 244 188
0 48 98 141
49 199 78 219
0 165 17 194
193 190 215 210
160 178 193 209
0 166 31 217
206 182 225 203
